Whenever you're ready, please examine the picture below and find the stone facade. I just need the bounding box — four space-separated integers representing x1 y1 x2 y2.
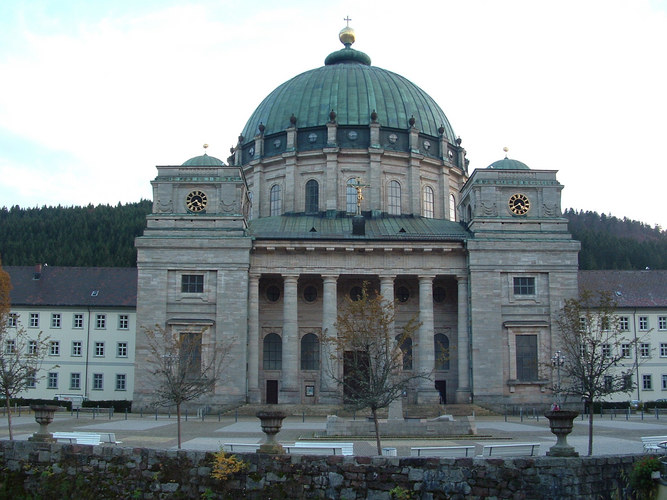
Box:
132 29 581 411
0 441 643 499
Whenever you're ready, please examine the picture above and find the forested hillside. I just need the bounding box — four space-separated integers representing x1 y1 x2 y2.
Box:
0 202 664 269
564 209 666 270
0 201 151 267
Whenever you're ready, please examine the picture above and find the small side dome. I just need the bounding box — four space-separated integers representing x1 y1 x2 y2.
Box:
182 144 225 166
182 153 225 166
487 158 530 170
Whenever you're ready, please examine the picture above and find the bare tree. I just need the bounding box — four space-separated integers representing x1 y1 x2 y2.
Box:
143 324 231 448
555 290 642 456
324 283 427 454
0 260 52 439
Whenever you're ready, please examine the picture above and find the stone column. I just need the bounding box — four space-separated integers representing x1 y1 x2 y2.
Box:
281 274 299 400
380 276 395 339
247 274 260 403
456 275 471 403
418 275 439 403
320 275 338 401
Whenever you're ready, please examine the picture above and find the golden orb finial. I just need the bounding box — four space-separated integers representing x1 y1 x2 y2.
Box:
203 143 209 150
503 146 509 158
339 16 355 46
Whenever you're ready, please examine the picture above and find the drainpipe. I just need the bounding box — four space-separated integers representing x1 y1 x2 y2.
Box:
84 306 92 400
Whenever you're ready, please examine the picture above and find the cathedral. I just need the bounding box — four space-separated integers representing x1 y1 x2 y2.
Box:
132 26 580 410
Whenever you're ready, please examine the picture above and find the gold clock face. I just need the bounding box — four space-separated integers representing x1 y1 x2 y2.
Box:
508 193 530 215
186 190 208 212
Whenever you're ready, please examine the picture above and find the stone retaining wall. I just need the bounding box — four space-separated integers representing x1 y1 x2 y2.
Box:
0 441 642 499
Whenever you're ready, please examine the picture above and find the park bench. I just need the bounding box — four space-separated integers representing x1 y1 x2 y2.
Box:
641 436 667 453
294 441 354 456
222 443 260 453
52 432 102 445
410 445 475 457
284 445 344 455
478 443 540 457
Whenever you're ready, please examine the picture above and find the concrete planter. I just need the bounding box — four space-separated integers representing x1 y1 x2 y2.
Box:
545 410 579 457
256 411 287 454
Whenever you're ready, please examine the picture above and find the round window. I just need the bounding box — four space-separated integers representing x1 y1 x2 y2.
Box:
303 285 318 303
396 286 410 303
433 286 447 303
266 285 281 302
349 286 363 301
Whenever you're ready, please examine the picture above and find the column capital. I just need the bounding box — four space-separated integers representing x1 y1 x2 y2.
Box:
322 274 339 282
249 273 261 282
455 274 468 283
283 274 299 283
418 275 436 282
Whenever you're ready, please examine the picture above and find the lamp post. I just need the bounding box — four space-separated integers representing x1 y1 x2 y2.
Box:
551 350 565 407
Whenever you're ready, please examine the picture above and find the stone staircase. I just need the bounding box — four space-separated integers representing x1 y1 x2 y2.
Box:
222 403 497 418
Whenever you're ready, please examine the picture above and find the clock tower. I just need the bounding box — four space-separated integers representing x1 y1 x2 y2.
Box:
133 147 252 409
458 152 580 406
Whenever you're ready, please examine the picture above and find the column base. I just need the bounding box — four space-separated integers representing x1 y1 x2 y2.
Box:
317 390 341 405
279 388 300 404
455 388 472 404
417 389 441 405
247 388 261 404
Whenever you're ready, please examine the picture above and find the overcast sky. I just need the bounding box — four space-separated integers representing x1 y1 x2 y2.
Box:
1 0 665 228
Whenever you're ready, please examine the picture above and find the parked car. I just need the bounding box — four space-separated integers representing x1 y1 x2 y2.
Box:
629 399 641 410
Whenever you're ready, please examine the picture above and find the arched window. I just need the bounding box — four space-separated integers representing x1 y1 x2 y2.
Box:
434 333 450 370
395 335 413 370
423 186 434 218
270 185 282 216
388 180 401 215
449 194 456 222
346 178 357 214
300 333 320 370
263 333 282 370
305 179 319 213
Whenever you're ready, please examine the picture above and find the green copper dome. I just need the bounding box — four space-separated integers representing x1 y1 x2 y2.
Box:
240 36 456 144
487 157 530 170
182 153 225 166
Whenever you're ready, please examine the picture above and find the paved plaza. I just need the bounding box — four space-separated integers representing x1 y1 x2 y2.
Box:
1 409 665 457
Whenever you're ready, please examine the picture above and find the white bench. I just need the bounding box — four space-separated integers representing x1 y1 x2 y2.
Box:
641 436 667 453
222 443 260 453
53 432 102 446
294 441 354 456
478 443 540 457
284 445 344 455
411 445 475 457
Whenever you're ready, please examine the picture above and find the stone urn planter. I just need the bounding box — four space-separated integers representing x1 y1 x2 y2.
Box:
29 405 60 442
256 411 287 454
545 410 579 457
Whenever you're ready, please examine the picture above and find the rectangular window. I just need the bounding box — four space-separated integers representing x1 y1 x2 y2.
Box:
28 340 38 355
603 375 613 392
513 277 536 296
621 344 631 358
640 343 651 358
661 343 667 357
29 313 39 328
118 314 129 330
623 374 633 391
70 373 81 390
181 274 204 293
47 372 58 389
662 375 667 391
96 314 106 329
116 342 128 358
8 313 17 328
51 313 61 328
601 344 611 358
115 374 126 391
180 332 202 379
73 313 84 329
26 371 36 388
639 316 649 331
579 317 587 332
93 373 103 390
619 316 630 331
643 374 653 390
94 342 105 357
660 317 667 331
49 341 60 356
516 335 538 381
5 339 15 354
72 341 82 357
